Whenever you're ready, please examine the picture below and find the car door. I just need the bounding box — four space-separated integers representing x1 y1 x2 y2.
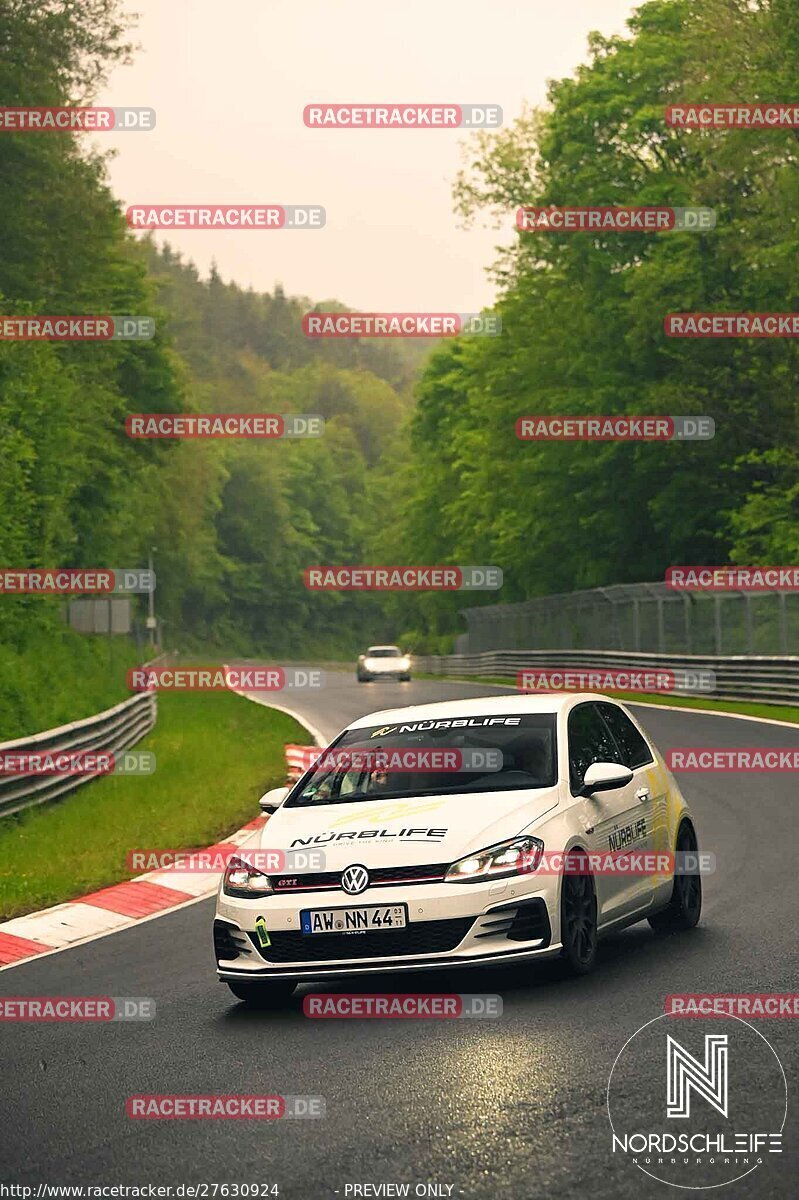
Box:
566 701 651 923
596 701 663 912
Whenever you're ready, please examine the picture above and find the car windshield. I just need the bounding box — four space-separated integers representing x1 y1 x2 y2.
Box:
367 647 401 657
285 713 557 807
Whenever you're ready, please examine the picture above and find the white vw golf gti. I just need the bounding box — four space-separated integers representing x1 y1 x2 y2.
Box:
214 694 701 1006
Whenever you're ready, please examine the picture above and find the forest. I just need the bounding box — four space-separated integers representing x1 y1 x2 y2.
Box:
2 0 797 689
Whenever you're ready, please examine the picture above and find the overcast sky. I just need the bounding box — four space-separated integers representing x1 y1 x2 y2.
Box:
96 0 639 311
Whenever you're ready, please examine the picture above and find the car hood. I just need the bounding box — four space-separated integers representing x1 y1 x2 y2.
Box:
259 787 560 868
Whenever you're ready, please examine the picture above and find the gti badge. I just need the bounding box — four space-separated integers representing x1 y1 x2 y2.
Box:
341 864 369 895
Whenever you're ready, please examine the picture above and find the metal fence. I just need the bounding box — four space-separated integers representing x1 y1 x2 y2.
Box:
460 581 799 656
0 656 167 820
414 648 799 705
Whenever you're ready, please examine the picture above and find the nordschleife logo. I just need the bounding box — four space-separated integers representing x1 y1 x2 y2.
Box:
607 1013 786 1189
666 1034 728 1119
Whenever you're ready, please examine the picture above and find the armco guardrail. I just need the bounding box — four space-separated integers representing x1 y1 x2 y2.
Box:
414 649 799 705
0 677 161 820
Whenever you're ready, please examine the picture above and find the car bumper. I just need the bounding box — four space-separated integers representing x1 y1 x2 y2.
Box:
358 669 410 679
214 876 562 981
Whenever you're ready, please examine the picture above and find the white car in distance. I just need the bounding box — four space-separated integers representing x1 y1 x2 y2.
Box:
357 645 411 682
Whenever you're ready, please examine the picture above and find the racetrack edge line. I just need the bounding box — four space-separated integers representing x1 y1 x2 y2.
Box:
0 887 216 974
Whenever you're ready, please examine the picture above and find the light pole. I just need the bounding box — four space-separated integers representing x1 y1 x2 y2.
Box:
147 546 157 650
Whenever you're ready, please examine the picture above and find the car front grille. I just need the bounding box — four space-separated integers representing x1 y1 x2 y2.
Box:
249 916 475 963
269 862 449 893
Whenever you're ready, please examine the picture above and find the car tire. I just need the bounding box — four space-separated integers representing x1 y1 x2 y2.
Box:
225 979 297 1008
648 820 702 934
559 852 598 975
401 674 411 682
356 672 368 683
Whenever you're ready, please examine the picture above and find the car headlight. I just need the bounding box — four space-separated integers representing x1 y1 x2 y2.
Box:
445 836 544 883
398 657 410 670
223 854 273 897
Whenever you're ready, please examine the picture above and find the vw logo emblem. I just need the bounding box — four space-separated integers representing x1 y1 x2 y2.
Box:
341 864 369 895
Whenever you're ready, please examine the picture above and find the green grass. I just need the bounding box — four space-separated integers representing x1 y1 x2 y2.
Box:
0 690 308 920
415 672 799 724
0 627 142 740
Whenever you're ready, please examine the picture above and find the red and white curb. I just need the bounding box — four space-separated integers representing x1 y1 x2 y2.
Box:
0 687 323 973
0 815 267 971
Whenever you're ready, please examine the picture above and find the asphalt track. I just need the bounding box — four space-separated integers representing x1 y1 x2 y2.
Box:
2 672 798 1198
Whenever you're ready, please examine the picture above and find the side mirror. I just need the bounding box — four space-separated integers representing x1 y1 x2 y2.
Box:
259 785 290 814
580 762 633 796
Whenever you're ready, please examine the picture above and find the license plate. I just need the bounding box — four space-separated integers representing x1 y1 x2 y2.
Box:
300 904 408 935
